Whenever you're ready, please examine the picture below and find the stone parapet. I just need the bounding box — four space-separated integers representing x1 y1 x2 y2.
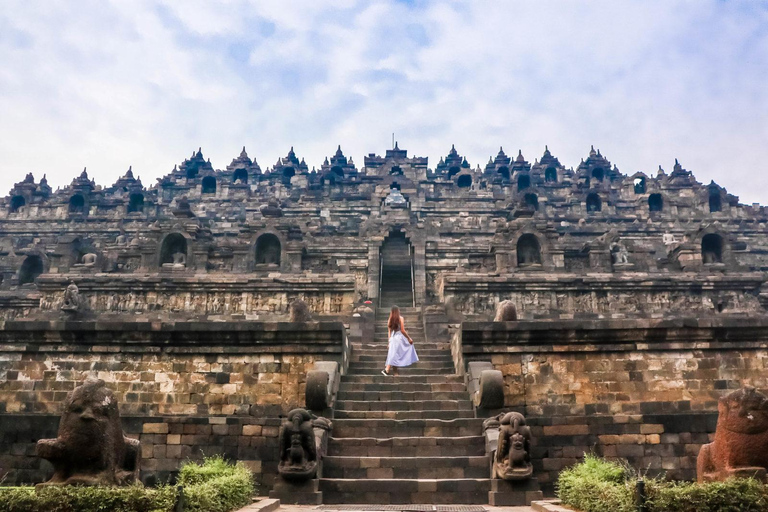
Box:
34 274 356 318
459 316 768 414
0 320 346 416
443 272 765 319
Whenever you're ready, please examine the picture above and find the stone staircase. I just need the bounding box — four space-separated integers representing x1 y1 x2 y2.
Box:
320 307 490 504
379 235 414 308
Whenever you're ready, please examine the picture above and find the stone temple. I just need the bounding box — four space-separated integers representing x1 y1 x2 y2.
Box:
1 142 767 503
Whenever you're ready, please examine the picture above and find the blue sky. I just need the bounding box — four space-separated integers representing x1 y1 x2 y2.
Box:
1 1 768 203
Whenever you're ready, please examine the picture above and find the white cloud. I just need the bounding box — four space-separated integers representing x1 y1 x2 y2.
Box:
0 0 767 202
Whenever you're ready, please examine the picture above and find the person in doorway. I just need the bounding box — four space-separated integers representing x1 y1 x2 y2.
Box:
382 305 418 376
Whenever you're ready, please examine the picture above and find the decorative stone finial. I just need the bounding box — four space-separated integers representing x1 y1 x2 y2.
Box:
61 281 82 313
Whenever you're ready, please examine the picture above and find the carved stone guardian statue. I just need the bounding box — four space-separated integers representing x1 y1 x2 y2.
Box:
61 281 81 313
493 412 533 480
278 408 318 482
36 379 141 487
698 387 768 482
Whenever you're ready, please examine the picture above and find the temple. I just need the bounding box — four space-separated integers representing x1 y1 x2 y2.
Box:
1 142 767 501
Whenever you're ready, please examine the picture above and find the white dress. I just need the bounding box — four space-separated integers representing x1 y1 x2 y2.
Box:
385 327 419 368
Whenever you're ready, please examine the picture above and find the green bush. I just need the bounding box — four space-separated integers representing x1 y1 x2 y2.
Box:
646 478 768 512
0 485 176 512
0 457 253 512
179 457 254 512
557 455 768 512
556 455 636 512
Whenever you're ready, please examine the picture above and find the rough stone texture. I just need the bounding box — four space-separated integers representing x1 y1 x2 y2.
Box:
458 317 768 415
0 145 765 320
3 144 768 498
276 408 318 482
493 412 534 481
1 414 282 489
697 387 768 482
457 318 768 494
494 300 517 322
289 299 313 322
0 320 346 417
36 379 140 487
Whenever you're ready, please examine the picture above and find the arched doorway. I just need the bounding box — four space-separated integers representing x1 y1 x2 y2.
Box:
702 234 723 264
10 195 25 212
379 231 413 307
255 234 281 265
160 233 187 266
201 176 216 194
457 175 472 188
19 255 44 285
69 194 85 213
128 193 144 213
648 193 663 212
517 234 542 266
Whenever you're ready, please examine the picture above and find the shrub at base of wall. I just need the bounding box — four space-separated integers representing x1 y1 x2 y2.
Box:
557 455 768 512
0 456 253 512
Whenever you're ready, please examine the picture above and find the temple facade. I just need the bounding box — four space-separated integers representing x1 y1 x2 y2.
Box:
1 143 767 494
0 143 764 321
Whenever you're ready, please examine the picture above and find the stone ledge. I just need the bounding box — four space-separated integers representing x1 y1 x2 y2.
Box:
531 499 572 512
236 498 280 512
461 316 768 353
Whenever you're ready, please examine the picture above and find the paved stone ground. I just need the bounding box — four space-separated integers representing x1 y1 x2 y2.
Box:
259 506 535 512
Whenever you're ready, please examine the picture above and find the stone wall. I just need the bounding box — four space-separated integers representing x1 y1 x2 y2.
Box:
526 411 715 495
0 414 284 489
36 275 356 319
442 273 765 320
0 319 346 487
457 317 768 493
0 319 346 417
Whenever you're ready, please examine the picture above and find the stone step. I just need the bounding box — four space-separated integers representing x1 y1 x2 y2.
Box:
328 435 486 457
351 354 452 362
332 418 483 438
377 307 420 313
336 390 469 401
349 358 451 366
352 343 444 350
319 478 491 504
346 368 454 376
342 374 463 384
335 409 475 420
338 382 467 393
336 400 472 412
323 456 490 479
352 343 448 351
349 361 454 370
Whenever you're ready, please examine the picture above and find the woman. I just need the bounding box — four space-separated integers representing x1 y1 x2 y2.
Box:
381 305 419 376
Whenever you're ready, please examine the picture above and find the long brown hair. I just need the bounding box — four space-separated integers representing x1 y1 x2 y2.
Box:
387 305 401 332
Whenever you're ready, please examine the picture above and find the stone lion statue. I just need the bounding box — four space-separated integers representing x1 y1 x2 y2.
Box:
697 386 768 482
36 379 141 487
